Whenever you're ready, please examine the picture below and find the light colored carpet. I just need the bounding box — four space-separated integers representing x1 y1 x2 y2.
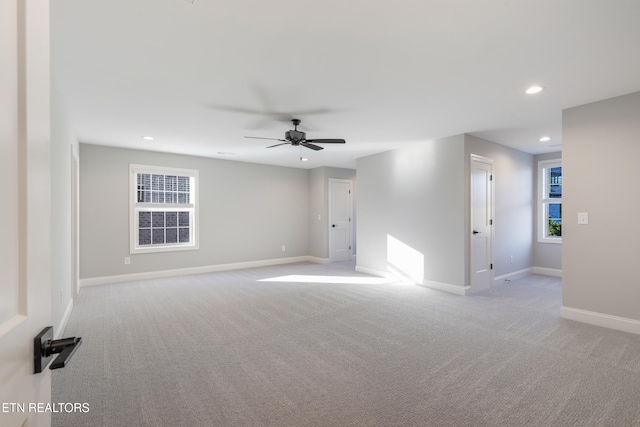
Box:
53 262 640 426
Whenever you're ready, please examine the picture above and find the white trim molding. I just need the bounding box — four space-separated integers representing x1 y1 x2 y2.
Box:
357 264 418 284
494 267 562 285
561 306 640 336
307 256 330 265
424 280 467 296
129 164 200 254
355 265 466 296
537 158 563 244
80 256 320 288
532 267 562 277
55 299 74 339
355 265 395 279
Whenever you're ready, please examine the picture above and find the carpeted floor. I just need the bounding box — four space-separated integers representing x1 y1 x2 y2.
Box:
53 262 640 426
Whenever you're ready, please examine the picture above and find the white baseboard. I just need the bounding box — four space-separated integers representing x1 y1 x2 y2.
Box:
307 256 330 265
533 267 562 277
55 298 74 339
560 306 640 336
422 280 467 296
494 267 533 285
355 265 465 296
494 267 561 284
355 264 414 283
80 256 317 288
355 265 395 279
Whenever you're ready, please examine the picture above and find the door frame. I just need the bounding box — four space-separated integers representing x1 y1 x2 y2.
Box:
469 154 495 290
71 146 80 296
328 178 353 262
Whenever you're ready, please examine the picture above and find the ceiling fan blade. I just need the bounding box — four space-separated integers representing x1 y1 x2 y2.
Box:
208 105 267 115
266 142 291 148
245 117 274 130
244 136 286 141
209 103 293 122
304 139 346 144
301 142 324 151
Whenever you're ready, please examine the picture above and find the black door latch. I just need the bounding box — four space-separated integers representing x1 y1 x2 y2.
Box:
34 326 82 373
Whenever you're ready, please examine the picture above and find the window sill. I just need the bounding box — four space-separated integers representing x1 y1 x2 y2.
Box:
130 243 199 255
538 237 562 244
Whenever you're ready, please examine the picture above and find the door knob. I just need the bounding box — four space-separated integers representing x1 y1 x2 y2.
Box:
332 224 336 227
34 326 82 373
472 230 480 234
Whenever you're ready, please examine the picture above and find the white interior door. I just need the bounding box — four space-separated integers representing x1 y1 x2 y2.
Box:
470 155 494 292
0 1 52 426
329 179 352 262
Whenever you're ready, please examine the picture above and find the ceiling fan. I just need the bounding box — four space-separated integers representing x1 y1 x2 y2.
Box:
245 119 346 151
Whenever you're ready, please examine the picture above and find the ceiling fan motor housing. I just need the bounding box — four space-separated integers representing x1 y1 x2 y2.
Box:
286 130 305 142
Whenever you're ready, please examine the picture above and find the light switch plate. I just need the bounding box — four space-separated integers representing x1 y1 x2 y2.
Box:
578 212 589 225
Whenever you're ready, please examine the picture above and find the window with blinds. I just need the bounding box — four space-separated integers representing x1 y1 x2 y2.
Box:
130 165 199 254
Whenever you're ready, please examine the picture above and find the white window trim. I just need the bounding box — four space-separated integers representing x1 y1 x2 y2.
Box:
129 164 199 254
537 159 562 244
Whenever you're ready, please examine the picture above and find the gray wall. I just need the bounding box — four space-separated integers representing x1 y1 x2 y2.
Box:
80 145 310 279
464 135 535 280
357 135 467 288
563 91 640 321
357 133 536 289
51 80 79 330
533 151 562 271
308 167 356 259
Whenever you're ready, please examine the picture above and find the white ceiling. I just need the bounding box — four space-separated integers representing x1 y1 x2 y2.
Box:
51 0 640 169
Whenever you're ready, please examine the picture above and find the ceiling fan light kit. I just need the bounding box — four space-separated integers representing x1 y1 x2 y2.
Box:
285 129 305 142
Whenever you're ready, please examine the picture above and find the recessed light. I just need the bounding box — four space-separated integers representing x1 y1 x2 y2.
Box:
300 157 309 162
539 136 551 142
142 136 154 140
525 85 544 95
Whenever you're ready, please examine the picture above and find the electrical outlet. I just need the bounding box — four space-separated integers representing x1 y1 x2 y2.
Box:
510 255 513 264
124 257 131 265
281 245 286 252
